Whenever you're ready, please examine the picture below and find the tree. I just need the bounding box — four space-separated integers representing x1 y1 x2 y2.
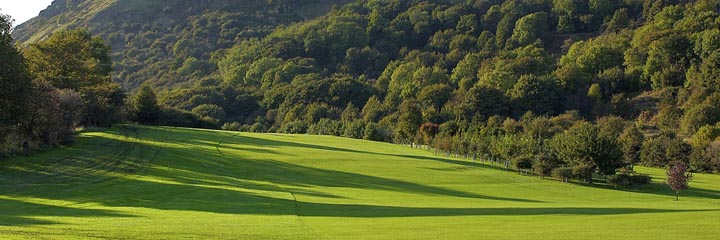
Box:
551 122 624 182
341 103 360 123
511 12 549 46
419 122 439 149
81 82 125 127
513 155 534 174
691 125 720 149
511 75 563 115
666 161 693 201
552 167 573 183
681 104 720 135
618 125 644 171
363 122 383 141
25 29 112 90
0 13 32 147
396 99 422 144
417 84 451 110
533 153 561 178
640 132 691 167
343 119 365 139
605 8 629 32
24 28 120 127
54 88 84 137
192 104 226 122
133 86 160 124
304 103 330 124
361 95 384 123
459 85 509 119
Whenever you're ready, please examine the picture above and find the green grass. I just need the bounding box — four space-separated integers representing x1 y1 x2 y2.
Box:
0 125 718 239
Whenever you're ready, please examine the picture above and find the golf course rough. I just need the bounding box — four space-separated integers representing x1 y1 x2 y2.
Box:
0 125 718 239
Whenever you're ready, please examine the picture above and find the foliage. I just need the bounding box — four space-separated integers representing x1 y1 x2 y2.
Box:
681 104 720 135
281 120 309 134
667 161 693 201
551 122 624 181
607 173 652 187
192 104 227 122
552 167 573 183
0 13 32 156
618 125 644 169
14 0 351 90
133 86 160 124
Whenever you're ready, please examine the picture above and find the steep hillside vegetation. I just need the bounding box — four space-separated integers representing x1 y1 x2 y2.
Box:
0 125 717 239
156 0 720 173
14 0 352 89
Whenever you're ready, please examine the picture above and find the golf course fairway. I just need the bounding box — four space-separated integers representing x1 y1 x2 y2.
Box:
0 125 718 239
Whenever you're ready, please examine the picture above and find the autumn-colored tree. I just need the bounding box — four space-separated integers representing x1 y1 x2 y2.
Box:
419 122 439 149
667 161 693 201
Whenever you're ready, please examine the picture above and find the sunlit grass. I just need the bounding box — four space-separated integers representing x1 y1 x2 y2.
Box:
0 125 717 239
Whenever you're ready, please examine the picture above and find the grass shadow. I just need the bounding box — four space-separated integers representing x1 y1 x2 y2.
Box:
0 198 135 226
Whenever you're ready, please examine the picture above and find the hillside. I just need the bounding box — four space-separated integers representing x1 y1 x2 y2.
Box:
0 125 718 239
13 0 352 90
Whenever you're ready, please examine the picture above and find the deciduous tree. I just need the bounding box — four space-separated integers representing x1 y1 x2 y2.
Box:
667 161 693 201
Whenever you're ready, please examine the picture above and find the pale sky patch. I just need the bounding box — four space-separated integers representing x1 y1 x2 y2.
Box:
0 0 54 26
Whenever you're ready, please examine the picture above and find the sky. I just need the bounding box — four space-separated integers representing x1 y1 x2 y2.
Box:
0 0 54 26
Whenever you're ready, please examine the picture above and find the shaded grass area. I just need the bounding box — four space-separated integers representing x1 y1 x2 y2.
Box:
0 125 718 239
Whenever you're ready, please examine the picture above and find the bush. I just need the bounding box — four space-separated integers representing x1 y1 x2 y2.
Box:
343 119 365 139
222 122 242 131
280 120 308 134
157 108 219 129
552 167 573 183
532 153 560 178
572 164 595 183
681 104 720 135
363 122 383 141
607 174 652 187
249 122 266 133
192 104 226 122
513 155 534 172
307 118 343 136
691 125 720 148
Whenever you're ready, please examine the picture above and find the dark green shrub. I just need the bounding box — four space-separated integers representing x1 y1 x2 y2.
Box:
532 153 560 178
572 164 595 183
281 120 308 134
250 123 266 133
222 122 242 131
608 174 652 187
552 167 573 183
308 118 343 136
513 155 534 172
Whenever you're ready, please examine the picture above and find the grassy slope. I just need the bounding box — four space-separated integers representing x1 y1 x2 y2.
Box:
0 125 717 239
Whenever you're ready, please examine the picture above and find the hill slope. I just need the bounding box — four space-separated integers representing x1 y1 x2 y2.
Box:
13 0 351 90
0 126 718 239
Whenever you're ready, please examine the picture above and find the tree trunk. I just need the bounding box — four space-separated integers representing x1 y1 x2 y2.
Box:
676 192 679 201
